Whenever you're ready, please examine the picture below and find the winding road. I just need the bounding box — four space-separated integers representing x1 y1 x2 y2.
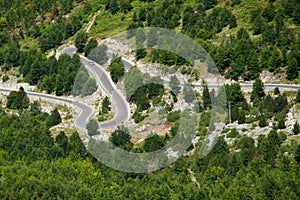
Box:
1 45 299 133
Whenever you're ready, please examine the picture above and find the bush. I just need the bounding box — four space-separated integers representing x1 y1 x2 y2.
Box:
259 116 268 127
47 108 62 127
227 128 239 138
2 75 9 82
167 110 181 123
133 110 145 123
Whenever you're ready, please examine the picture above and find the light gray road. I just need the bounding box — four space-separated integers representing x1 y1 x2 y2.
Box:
1 44 299 134
57 45 130 130
0 88 94 130
80 56 130 130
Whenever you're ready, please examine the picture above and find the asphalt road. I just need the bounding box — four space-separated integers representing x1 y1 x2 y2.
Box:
0 88 94 130
1 44 299 133
79 56 130 130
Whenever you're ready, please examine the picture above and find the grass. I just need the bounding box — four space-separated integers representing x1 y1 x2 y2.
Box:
89 10 133 38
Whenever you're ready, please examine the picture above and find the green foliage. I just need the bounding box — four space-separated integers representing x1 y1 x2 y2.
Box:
296 90 300 103
30 101 42 116
73 67 98 97
75 31 88 53
225 83 245 105
238 109 246 124
39 14 83 52
23 54 82 95
167 110 181 123
2 1 300 199
183 84 196 103
202 84 211 109
259 115 268 128
108 57 125 83
84 38 98 56
2 75 9 82
101 96 111 114
46 108 62 127
88 44 108 65
124 67 164 110
277 117 286 129
295 144 300 163
132 110 145 123
169 75 180 94
227 128 239 138
286 56 299 80
143 134 165 152
251 79 265 102
293 122 299 135
6 87 30 110
109 126 132 150
86 119 99 136
274 87 280 95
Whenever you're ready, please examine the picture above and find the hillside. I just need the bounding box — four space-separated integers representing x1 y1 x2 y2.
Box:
1 0 300 199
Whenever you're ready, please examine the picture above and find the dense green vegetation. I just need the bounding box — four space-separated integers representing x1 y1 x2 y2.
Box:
1 88 300 198
1 0 300 199
96 0 300 82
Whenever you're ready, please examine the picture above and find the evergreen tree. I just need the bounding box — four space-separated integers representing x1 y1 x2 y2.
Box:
251 79 265 102
88 44 108 65
84 38 98 56
75 31 88 53
238 110 246 124
143 134 165 152
101 96 111 114
86 119 99 136
274 87 280 95
55 131 69 155
253 15 265 35
109 0 119 15
109 126 132 150
202 84 211 109
7 87 30 110
293 122 299 135
108 57 125 83
286 57 299 80
47 108 62 127
296 90 300 103
259 115 268 127
277 117 286 129
169 75 181 94
183 84 196 103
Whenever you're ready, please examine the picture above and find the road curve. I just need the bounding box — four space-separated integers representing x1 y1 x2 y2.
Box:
0 88 94 130
1 44 299 135
79 56 130 130
58 45 131 130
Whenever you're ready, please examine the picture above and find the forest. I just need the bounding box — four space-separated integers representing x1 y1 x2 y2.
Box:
1 0 300 199
1 85 300 199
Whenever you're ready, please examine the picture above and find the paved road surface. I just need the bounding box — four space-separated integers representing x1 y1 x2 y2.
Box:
1 44 299 134
0 88 94 130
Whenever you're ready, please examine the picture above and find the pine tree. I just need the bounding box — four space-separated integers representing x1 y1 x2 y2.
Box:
170 75 181 95
86 119 99 136
251 79 265 102
202 84 211 109
293 122 299 135
238 110 246 124
286 57 299 80
274 87 280 95
296 90 300 103
277 117 286 129
259 115 268 127
47 108 62 127
75 31 88 53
